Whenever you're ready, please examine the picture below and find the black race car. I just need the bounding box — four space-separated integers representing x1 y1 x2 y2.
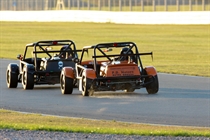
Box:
6 40 80 90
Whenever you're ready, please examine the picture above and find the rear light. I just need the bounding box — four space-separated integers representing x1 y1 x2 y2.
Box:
113 43 117 47
107 80 111 83
52 41 57 45
45 73 50 76
136 78 142 84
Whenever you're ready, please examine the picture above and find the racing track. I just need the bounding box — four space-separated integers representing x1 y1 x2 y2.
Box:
0 59 209 127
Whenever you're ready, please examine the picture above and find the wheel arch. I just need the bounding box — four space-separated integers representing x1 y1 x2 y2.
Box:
144 66 157 76
62 67 75 79
23 64 35 73
83 69 96 79
7 63 19 75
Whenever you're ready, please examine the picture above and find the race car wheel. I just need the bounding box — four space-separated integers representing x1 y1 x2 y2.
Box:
145 75 159 94
82 76 92 96
60 73 73 94
22 69 34 90
6 69 18 88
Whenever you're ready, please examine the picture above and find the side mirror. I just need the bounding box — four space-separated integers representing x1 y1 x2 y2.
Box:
104 48 113 52
17 54 22 60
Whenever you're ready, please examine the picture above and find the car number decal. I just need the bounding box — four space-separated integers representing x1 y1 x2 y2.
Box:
58 61 63 70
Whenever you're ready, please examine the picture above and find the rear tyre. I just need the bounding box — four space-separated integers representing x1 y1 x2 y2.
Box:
82 76 93 96
22 69 34 90
60 72 73 94
145 75 159 94
6 69 18 88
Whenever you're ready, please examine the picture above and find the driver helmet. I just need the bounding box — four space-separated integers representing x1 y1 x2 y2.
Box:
60 45 73 59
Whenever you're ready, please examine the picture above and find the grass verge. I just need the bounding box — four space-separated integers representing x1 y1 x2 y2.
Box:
0 109 210 137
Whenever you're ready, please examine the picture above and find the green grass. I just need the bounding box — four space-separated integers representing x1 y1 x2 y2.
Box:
0 109 209 137
0 22 209 77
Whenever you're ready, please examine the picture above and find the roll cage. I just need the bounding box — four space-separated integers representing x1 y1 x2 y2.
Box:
21 40 79 71
79 42 153 77
24 40 78 59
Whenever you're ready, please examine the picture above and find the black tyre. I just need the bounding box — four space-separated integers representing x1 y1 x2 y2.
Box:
6 69 18 88
145 75 159 94
81 76 93 96
22 69 34 90
60 72 73 94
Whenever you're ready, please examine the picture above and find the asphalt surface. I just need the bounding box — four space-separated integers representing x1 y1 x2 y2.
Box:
0 59 209 127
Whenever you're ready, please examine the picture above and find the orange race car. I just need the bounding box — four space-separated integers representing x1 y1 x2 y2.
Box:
60 42 159 96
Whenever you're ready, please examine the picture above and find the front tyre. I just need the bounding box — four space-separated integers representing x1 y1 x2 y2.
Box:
60 72 73 94
22 68 34 90
145 75 159 94
6 69 18 88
